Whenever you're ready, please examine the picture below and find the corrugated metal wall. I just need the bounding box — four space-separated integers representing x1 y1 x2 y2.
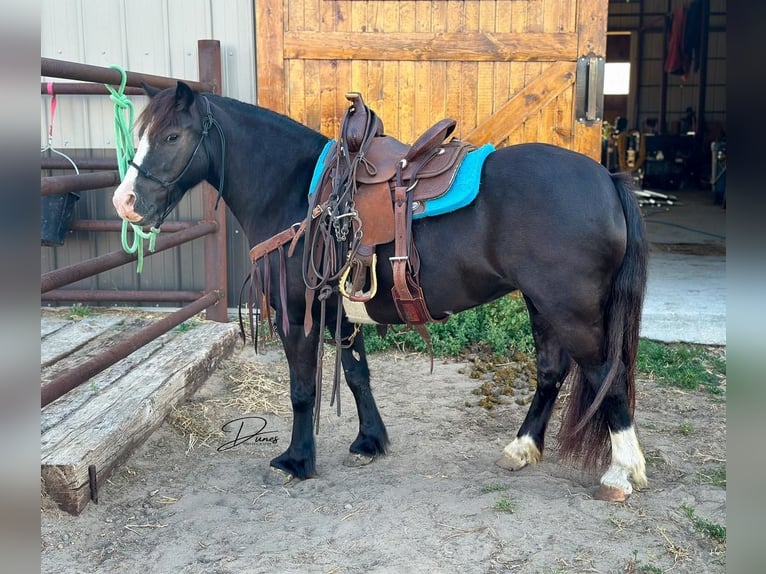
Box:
41 0 255 307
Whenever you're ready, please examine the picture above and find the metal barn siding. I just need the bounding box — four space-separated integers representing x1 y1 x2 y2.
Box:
41 0 255 307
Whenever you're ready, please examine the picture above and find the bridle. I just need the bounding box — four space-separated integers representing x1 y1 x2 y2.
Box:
130 95 227 225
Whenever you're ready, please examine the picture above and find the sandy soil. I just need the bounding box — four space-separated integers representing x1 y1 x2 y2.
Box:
41 343 726 573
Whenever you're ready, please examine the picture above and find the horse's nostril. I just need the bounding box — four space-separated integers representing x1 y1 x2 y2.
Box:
126 191 136 208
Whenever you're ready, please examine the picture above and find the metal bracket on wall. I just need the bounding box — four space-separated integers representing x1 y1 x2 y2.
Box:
575 52 605 126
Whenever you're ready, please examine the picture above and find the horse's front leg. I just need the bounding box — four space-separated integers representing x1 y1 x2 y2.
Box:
269 321 321 481
336 320 389 465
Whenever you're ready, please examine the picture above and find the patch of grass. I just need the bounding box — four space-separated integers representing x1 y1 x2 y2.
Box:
480 483 511 494
363 292 534 357
491 495 515 513
174 320 198 333
360 296 727 401
636 564 663 574
678 422 695 436
697 464 726 488
636 340 726 393
680 503 726 544
69 303 94 319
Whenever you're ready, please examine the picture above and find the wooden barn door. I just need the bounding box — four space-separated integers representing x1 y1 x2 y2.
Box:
256 0 607 159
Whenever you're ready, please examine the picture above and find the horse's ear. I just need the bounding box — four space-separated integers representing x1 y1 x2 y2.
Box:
141 82 161 98
174 81 195 111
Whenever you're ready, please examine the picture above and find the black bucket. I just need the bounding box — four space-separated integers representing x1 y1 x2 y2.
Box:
41 192 80 246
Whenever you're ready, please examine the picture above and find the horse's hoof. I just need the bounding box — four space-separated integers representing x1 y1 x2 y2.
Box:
343 453 375 467
496 435 541 471
264 466 294 486
593 484 630 502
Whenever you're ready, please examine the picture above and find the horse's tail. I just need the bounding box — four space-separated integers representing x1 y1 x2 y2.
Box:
559 172 648 469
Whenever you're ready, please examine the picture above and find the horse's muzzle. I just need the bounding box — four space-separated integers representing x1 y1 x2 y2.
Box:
112 183 144 223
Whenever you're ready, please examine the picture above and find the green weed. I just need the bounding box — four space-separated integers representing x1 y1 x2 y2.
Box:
480 483 511 494
363 292 533 357
492 496 515 513
69 303 94 319
680 503 726 544
678 422 695 436
697 464 726 488
636 340 725 393
174 320 198 333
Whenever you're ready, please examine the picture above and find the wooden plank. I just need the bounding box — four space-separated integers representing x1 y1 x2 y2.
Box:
283 31 578 61
429 0 448 122
320 62 339 138
528 0 544 33
412 1 432 139
464 61 575 146
551 91 574 147
256 0 286 112
399 1 416 143
41 328 169 435
41 319 239 515
511 0 527 34
287 59 307 125
41 315 126 368
41 316 72 338
496 0 512 33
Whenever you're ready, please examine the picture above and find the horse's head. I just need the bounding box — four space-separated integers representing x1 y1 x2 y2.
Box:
112 81 215 227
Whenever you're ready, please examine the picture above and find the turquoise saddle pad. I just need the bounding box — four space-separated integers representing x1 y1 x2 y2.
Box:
308 140 495 219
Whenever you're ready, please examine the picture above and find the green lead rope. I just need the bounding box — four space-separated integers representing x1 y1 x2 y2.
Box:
105 64 159 273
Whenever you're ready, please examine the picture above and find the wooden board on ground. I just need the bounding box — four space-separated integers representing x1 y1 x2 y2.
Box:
40 308 240 515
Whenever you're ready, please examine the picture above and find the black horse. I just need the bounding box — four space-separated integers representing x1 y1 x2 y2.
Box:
113 82 648 501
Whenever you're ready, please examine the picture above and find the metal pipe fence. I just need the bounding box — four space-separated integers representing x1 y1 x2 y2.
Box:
41 39 228 406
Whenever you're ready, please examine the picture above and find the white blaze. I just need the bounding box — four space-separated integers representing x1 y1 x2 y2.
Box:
112 128 151 222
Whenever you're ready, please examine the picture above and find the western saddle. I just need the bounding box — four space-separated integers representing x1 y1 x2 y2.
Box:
302 92 475 330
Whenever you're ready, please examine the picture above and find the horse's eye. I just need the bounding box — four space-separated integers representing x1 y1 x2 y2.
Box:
165 134 179 143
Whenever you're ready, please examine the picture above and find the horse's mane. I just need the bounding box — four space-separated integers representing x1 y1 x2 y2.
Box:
137 89 184 138
137 88 320 144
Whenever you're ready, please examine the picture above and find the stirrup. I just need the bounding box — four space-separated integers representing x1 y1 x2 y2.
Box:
339 253 378 302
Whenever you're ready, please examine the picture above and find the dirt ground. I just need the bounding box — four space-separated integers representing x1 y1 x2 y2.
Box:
41 341 726 574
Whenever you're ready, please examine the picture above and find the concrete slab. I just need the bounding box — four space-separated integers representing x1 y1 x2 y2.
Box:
638 188 726 345
641 252 726 345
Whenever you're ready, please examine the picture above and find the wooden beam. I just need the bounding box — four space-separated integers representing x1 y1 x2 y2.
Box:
41 314 239 515
284 32 578 62
255 0 286 112
464 61 576 146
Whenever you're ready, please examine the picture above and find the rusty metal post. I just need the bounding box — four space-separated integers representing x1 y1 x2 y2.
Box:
42 289 203 303
41 222 218 293
41 172 121 196
42 82 144 95
41 58 215 92
41 292 221 407
42 157 118 171
68 220 192 233
198 39 228 322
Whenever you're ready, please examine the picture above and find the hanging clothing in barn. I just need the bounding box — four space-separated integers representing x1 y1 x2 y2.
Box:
683 0 702 75
664 1 702 80
664 4 689 76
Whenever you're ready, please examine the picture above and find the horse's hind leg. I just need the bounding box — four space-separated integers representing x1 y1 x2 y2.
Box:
497 299 570 471
335 319 389 465
576 361 647 501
